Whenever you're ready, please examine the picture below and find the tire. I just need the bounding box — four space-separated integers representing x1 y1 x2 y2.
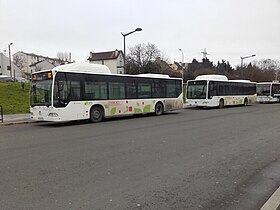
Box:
155 102 164 116
90 106 104 123
244 98 248 106
218 99 224 109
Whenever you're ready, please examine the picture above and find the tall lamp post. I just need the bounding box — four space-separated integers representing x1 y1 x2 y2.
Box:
179 49 184 79
121 27 142 73
240 54 256 78
8 43 13 78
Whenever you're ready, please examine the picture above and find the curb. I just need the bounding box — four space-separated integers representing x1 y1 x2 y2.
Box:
260 186 280 210
0 120 35 126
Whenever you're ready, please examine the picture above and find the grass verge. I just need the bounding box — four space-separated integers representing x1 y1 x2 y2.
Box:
0 82 30 115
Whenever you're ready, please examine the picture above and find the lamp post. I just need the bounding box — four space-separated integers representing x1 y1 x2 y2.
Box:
121 27 142 73
8 43 13 78
179 49 184 79
240 54 256 78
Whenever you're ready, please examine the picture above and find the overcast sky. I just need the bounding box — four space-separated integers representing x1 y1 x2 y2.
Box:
1 0 280 67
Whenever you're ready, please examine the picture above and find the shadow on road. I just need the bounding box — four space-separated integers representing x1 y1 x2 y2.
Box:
37 112 180 127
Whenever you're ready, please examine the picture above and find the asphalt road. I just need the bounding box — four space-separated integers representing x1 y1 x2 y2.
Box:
0 103 280 210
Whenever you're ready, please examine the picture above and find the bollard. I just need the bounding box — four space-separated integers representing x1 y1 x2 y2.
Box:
0 105 3 123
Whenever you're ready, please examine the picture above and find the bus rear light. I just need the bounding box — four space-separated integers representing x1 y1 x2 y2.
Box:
48 113 59 117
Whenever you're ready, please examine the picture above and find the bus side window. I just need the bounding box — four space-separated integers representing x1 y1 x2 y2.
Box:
70 81 81 101
208 81 216 98
272 84 280 96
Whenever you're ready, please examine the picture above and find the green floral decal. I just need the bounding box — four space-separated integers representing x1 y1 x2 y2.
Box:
110 107 117 115
143 104 151 113
134 108 142 113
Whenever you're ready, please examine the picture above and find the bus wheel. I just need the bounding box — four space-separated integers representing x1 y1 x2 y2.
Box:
244 98 248 106
90 106 104 123
155 102 164 116
219 99 224 109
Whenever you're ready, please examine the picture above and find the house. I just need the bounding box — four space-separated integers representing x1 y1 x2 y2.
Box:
154 58 182 77
13 51 63 76
88 50 124 74
0 52 24 78
29 60 56 73
170 62 188 76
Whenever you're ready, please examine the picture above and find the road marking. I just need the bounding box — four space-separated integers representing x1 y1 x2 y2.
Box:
260 186 280 210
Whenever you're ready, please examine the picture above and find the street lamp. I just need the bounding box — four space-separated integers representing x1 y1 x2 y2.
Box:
240 54 256 78
8 43 13 78
179 49 184 79
121 27 142 73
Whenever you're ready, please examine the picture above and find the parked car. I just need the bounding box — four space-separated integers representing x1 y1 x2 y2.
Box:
0 76 29 82
15 77 29 83
0 76 14 82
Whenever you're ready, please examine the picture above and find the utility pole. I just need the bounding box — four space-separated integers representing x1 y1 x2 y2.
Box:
179 49 184 80
8 43 13 78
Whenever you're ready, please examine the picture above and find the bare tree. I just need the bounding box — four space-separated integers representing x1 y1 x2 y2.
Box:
57 52 70 61
13 55 25 70
126 43 162 74
256 59 280 80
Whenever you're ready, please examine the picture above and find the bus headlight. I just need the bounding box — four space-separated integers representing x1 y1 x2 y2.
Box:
48 113 59 117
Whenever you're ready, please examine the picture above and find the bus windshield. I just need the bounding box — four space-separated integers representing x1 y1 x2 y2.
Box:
256 84 270 96
30 80 52 107
187 81 207 99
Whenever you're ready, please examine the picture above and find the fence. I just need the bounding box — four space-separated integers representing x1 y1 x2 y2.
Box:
0 105 3 123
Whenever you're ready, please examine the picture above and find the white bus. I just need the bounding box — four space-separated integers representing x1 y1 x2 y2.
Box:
30 63 183 122
186 75 256 108
256 82 280 103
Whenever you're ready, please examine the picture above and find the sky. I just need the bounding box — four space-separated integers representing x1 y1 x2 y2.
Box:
1 0 280 67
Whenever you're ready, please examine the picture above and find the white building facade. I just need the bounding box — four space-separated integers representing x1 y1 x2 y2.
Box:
88 50 124 74
13 51 62 76
29 60 56 73
0 52 24 77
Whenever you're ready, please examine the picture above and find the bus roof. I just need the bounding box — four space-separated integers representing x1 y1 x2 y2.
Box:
229 79 252 83
137 73 170 78
257 81 280 85
33 63 180 80
195 75 228 81
53 63 111 74
193 74 254 83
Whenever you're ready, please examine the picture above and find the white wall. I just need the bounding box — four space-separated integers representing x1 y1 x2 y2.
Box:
0 53 24 77
89 54 124 74
13 52 62 75
29 60 55 72
13 52 41 75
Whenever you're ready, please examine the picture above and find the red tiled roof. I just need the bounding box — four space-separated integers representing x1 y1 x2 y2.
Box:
88 50 123 61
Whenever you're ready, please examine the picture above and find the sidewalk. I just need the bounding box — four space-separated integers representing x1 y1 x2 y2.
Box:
0 113 33 126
